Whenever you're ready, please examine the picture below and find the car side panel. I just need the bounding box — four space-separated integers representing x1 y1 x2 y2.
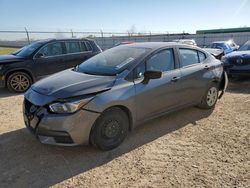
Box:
133 69 183 121
85 78 137 125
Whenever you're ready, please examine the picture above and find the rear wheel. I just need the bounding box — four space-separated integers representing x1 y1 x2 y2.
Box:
90 107 129 151
198 84 218 109
7 72 32 93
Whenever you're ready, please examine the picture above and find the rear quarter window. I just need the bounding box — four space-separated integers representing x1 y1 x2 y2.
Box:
85 41 93 51
81 42 88 52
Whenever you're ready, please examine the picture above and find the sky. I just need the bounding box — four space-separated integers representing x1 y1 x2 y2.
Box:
0 0 250 34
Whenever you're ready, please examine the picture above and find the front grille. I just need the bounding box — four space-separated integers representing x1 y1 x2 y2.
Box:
229 58 250 66
24 99 45 131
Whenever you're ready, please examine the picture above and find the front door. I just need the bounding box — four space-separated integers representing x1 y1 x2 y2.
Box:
33 42 66 80
134 48 183 122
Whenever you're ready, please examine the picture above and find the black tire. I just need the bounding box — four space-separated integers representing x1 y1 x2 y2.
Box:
90 107 129 151
198 84 219 109
7 72 32 93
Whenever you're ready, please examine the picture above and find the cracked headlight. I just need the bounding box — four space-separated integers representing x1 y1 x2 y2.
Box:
49 97 94 114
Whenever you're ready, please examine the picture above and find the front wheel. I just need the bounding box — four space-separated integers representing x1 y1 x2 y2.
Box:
7 72 32 93
90 107 129 151
198 85 219 109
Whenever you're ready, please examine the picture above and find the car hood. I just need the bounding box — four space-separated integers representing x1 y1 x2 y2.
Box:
0 54 24 64
224 50 250 59
25 69 116 106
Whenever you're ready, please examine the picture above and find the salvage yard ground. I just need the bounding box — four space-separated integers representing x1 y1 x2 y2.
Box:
0 47 19 55
0 77 249 187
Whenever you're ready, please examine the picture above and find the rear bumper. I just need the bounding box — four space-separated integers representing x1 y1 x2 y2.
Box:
218 71 228 99
23 101 100 146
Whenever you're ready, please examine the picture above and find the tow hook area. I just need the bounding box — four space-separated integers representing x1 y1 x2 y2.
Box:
218 71 228 99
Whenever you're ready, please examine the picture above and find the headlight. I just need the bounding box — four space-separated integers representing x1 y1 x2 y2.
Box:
221 57 229 64
49 97 94 114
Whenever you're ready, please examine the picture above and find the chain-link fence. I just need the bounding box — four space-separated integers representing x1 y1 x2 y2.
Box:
0 28 250 50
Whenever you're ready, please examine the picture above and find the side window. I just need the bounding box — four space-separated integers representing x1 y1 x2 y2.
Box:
65 41 81 53
146 49 175 72
198 51 206 62
179 48 199 67
81 42 88 52
85 41 93 51
39 42 63 57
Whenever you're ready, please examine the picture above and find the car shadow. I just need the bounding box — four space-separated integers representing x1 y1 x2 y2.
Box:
227 76 250 94
0 88 22 98
0 106 213 187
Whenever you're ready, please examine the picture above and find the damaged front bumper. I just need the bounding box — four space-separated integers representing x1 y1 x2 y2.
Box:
23 99 100 146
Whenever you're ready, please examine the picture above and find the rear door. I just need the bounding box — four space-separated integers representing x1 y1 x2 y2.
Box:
177 48 209 105
33 42 65 80
62 41 95 68
134 48 183 121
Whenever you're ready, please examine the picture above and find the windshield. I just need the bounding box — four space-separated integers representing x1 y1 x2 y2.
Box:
238 41 250 51
12 42 43 57
77 46 150 76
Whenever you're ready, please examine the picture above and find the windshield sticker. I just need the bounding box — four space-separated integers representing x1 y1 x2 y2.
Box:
115 57 134 69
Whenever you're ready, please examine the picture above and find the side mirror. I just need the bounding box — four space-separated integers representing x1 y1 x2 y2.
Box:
142 70 162 84
35 53 44 58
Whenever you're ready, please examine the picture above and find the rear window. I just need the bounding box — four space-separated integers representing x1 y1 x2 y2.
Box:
65 41 81 53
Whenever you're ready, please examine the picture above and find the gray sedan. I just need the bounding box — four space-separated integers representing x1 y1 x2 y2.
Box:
23 42 228 150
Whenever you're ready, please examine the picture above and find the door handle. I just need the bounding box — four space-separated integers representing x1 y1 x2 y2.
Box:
171 76 180 82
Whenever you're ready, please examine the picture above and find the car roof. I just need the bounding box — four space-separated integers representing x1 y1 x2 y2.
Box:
34 38 93 45
123 42 198 50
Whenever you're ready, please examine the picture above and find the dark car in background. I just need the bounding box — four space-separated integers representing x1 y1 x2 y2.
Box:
206 41 234 54
222 40 250 77
0 38 101 92
23 42 227 150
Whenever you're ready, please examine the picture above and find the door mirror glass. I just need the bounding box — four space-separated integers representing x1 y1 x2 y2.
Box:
144 70 162 79
142 70 162 84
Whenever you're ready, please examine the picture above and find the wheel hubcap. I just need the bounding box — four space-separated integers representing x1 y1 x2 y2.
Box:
103 119 120 139
10 75 30 92
206 87 218 106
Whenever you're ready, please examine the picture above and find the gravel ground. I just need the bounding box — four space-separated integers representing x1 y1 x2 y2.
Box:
0 77 249 188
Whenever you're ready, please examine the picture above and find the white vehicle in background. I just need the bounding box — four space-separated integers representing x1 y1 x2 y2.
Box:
173 39 197 46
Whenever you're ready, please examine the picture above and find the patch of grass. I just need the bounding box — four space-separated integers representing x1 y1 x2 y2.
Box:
0 47 19 55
